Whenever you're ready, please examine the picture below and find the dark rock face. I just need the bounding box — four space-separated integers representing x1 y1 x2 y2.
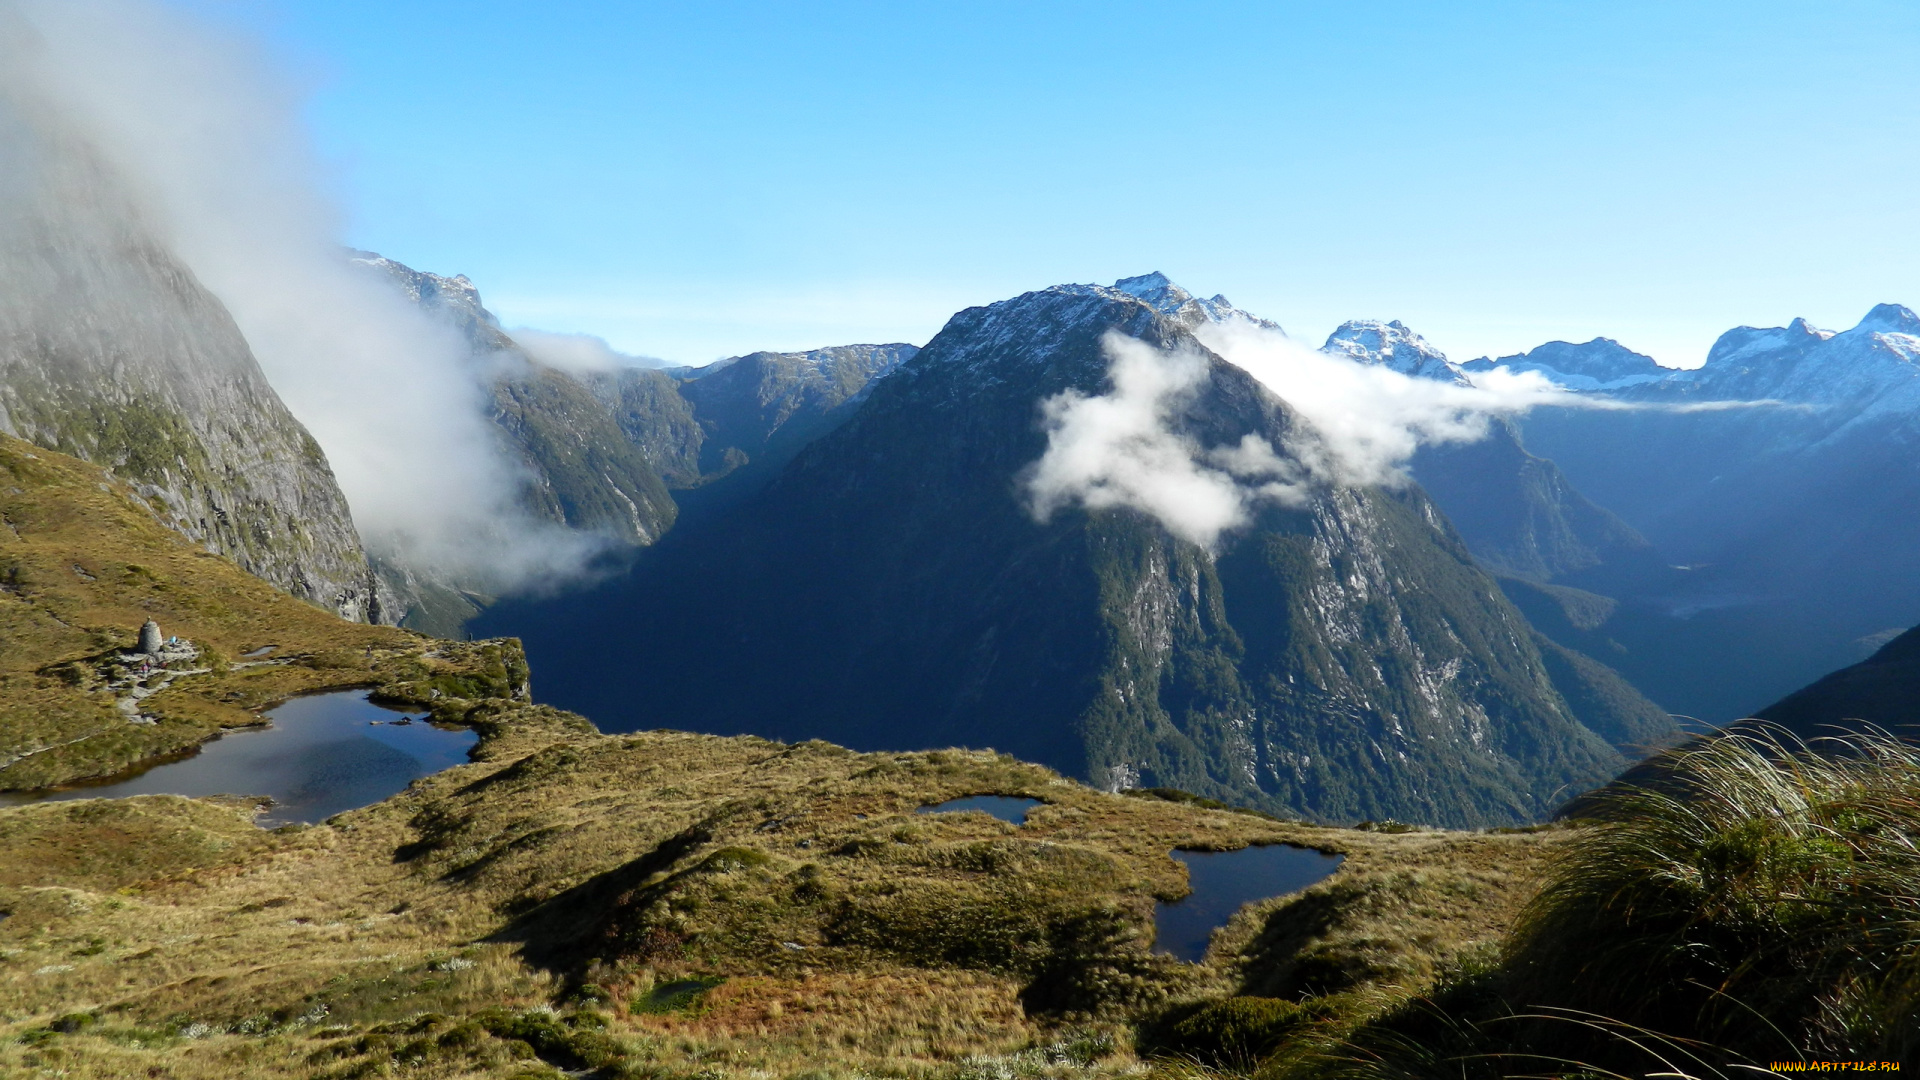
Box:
497 282 1663 827
574 367 705 487
0 108 373 619
1332 328 1668 735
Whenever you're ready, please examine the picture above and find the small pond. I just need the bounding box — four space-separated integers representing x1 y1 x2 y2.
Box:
1153 844 1345 963
916 795 1042 824
2 691 477 827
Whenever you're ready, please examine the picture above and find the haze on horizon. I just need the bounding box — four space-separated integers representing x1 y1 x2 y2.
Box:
182 0 1920 368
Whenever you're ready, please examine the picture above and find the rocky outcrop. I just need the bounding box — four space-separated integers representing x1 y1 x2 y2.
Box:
350 252 679 550
0 107 374 619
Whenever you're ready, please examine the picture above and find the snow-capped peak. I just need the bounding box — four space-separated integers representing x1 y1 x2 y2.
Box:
1104 273 1284 333
1613 303 1920 411
1113 271 1183 305
1703 318 1833 371
349 250 497 330
1322 319 1468 384
1854 303 1920 336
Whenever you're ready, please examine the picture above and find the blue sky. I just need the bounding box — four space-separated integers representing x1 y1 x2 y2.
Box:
195 0 1920 367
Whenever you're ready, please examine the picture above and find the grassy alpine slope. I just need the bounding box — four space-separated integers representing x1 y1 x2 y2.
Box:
1271 729 1920 1079
2 430 1915 1078
0 433 522 790
18 688 1910 1080
0 693 1563 1079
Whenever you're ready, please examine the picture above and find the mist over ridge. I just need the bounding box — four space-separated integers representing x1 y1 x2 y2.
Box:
0 0 610 596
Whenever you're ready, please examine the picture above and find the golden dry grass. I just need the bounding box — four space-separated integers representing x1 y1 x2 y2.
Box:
0 699 1565 1078
0 431 1570 1077
0 432 523 789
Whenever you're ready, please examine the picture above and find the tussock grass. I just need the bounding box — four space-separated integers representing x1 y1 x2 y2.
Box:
1507 727 1920 1060
0 697 1554 1077
1269 728 1920 1080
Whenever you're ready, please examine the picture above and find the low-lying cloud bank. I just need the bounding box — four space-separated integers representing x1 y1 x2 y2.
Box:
2 0 602 591
1027 321 1760 549
508 328 667 374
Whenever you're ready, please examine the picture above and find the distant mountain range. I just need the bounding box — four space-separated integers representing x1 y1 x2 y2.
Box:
1473 306 1920 723
9 147 1917 822
349 253 914 632
1317 319 1656 586
482 276 1677 827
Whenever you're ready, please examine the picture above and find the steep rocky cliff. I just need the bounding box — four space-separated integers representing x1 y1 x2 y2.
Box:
0 106 373 618
352 255 680 549
358 253 914 562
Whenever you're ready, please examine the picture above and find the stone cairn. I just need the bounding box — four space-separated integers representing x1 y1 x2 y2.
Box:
120 618 197 668
109 619 202 726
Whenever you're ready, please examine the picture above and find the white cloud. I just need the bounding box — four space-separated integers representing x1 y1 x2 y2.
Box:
1027 324 1581 549
1026 334 1261 548
508 328 666 374
1195 318 1573 488
1 0 603 593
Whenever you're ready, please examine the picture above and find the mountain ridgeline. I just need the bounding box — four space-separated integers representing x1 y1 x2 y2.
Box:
488 280 1677 827
354 254 914 632
1321 319 1656 588
1475 310 1920 721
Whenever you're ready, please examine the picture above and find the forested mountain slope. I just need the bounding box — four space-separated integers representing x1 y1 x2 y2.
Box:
493 279 1674 827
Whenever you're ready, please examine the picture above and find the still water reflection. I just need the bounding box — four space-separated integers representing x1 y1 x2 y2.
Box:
915 794 1042 824
1153 844 1345 963
4 691 476 827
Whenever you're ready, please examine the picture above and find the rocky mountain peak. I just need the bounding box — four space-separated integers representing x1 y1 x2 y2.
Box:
1112 271 1185 306
1323 318 1466 383
1703 317 1834 371
1102 272 1282 333
350 251 509 351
